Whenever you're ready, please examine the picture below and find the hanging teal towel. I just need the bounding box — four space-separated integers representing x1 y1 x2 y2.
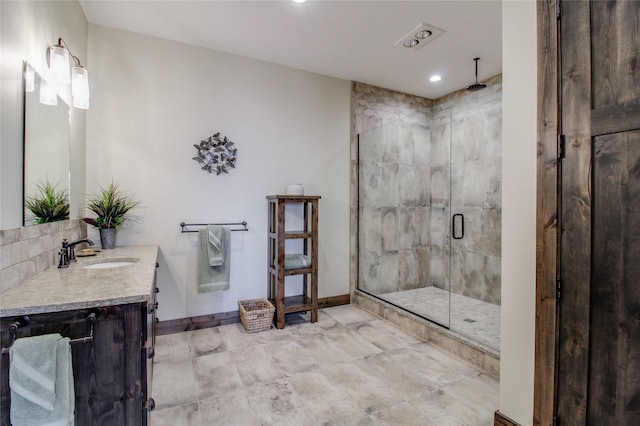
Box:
10 333 75 426
198 225 231 293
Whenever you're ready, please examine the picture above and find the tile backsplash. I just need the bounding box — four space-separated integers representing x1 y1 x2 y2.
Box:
0 219 87 292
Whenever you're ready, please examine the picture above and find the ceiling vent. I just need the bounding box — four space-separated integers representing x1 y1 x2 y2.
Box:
394 22 445 51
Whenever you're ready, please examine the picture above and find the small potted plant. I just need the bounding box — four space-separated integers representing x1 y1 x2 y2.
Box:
84 181 139 249
24 180 70 225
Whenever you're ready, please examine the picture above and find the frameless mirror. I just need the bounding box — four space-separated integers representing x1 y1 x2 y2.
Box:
23 62 71 225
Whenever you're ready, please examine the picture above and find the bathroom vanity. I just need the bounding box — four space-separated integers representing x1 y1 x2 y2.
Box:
0 245 158 426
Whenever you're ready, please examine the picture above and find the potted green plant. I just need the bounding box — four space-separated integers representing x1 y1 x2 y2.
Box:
84 181 140 249
24 180 70 224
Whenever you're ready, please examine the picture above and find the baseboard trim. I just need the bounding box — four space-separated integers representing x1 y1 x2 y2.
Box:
494 410 521 426
318 294 350 309
156 294 350 335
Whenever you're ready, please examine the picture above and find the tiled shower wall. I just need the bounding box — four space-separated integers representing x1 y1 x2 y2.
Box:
0 219 87 292
353 76 502 306
358 112 432 294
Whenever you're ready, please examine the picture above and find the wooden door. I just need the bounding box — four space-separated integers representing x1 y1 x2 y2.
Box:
555 1 640 424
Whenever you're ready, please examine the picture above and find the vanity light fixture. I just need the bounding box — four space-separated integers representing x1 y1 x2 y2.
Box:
47 38 90 109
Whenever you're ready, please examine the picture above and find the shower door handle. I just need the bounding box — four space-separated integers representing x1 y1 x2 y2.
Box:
452 214 464 240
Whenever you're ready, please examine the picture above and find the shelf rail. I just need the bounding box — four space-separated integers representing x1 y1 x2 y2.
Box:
180 221 248 233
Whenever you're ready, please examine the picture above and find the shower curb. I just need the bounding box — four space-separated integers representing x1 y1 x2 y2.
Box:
353 290 500 378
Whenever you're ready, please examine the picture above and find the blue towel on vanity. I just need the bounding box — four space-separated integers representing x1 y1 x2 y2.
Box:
9 333 75 426
198 225 231 293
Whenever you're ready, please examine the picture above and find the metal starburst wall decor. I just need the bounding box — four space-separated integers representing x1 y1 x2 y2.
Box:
192 132 238 175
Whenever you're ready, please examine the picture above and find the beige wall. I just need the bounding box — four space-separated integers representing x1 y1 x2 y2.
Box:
86 25 351 321
0 0 88 229
500 1 537 424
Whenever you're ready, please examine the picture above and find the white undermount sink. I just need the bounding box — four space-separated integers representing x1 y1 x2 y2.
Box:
82 259 139 269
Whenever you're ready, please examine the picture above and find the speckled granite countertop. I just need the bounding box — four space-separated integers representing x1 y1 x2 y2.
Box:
0 245 158 317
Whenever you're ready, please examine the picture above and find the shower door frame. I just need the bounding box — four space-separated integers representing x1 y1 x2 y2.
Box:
355 111 453 330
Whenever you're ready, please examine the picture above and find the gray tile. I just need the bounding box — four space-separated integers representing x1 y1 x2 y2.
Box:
154 332 192 364
245 378 315 425
288 370 366 424
198 390 259 425
151 402 201 426
357 352 435 402
190 327 226 357
263 339 319 375
151 305 499 424
231 344 285 386
152 359 198 410
387 344 477 387
322 327 383 360
407 388 492 426
352 322 413 352
218 322 261 351
441 373 499 416
192 351 244 401
323 305 377 327
323 361 404 415
296 333 354 366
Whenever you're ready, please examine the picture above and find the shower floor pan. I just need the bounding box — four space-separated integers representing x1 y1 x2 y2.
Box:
376 286 500 351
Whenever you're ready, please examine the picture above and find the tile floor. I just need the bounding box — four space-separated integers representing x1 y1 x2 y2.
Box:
151 305 498 425
378 287 501 351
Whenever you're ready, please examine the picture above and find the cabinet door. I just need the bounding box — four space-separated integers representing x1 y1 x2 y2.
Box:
0 305 144 426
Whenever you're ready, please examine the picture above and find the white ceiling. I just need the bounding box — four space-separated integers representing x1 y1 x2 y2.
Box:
79 0 502 100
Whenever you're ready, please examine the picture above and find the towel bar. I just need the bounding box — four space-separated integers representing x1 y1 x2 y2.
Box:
180 221 248 233
1 313 96 355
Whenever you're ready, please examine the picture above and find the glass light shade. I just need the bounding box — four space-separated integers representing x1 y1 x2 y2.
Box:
25 65 35 92
49 45 70 84
73 94 90 110
71 66 90 97
72 66 90 109
39 80 58 106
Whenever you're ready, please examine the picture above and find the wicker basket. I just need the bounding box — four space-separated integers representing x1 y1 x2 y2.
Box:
238 298 275 333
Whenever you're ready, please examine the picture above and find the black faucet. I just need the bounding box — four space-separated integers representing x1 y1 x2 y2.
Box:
67 238 95 262
58 239 70 268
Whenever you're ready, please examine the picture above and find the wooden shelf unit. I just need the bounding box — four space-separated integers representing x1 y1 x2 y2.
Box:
267 195 320 329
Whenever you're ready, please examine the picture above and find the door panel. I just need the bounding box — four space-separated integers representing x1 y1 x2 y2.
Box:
557 1 640 425
589 131 640 424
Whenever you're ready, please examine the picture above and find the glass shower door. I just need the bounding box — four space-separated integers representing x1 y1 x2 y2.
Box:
357 110 452 328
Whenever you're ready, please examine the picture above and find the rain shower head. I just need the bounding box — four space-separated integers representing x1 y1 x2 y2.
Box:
467 57 487 92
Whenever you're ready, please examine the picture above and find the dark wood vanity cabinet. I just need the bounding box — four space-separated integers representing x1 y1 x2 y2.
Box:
0 283 156 425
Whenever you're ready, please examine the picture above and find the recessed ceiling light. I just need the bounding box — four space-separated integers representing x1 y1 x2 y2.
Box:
394 23 445 52
430 75 442 82
403 39 419 48
293 0 307 3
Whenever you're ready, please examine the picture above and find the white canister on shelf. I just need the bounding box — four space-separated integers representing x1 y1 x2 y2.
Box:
285 184 304 196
